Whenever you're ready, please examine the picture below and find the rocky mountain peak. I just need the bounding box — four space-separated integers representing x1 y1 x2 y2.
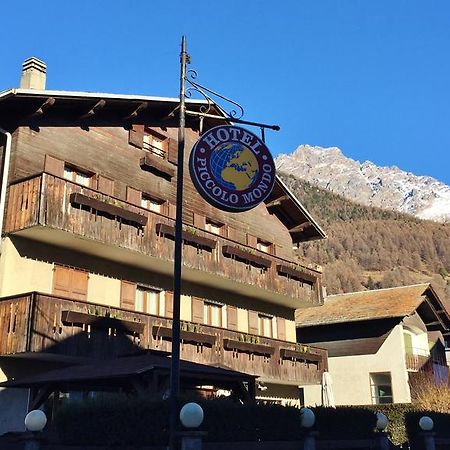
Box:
276 145 450 223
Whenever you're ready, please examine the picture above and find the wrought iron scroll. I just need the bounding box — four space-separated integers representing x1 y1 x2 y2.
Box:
185 69 245 120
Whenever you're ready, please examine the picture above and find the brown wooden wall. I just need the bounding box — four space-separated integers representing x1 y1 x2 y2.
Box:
8 126 296 260
0 293 328 385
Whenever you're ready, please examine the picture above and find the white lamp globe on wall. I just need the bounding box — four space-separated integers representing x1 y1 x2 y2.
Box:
179 402 204 429
24 410 47 432
300 407 315 428
376 412 388 431
419 416 434 432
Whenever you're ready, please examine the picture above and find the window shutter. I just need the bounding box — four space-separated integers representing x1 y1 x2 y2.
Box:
165 291 174 318
120 280 136 310
126 186 141 206
53 265 88 301
168 138 178 165
227 226 237 241
97 175 114 196
193 212 206 229
192 297 204 324
227 305 238 331
246 234 258 248
53 265 72 298
129 124 144 148
168 203 177 219
71 270 88 301
248 311 259 335
277 318 286 341
44 155 64 177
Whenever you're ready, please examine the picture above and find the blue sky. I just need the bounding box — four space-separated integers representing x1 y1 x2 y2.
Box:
1 0 450 184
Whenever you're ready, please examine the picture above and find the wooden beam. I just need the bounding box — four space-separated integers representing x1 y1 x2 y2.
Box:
80 99 106 120
29 97 55 118
29 385 54 411
265 195 289 209
123 102 148 121
289 221 312 233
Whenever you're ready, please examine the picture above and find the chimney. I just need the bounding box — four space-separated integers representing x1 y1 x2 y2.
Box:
20 57 47 90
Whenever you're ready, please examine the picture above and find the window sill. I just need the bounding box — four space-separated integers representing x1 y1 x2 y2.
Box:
140 154 175 180
61 310 145 335
152 325 216 347
156 223 217 250
69 192 148 227
276 264 316 283
222 245 272 269
223 338 275 356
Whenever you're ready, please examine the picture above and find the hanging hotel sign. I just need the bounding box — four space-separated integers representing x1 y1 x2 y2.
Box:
189 125 276 212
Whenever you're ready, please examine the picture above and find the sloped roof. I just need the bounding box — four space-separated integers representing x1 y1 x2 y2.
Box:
295 284 450 332
0 88 326 243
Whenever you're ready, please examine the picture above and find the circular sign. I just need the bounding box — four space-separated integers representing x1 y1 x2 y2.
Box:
189 125 276 212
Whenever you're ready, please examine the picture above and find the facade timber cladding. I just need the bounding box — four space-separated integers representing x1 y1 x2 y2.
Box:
0 67 327 433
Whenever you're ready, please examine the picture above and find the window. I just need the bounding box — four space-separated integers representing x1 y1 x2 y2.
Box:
141 194 164 213
370 373 393 404
64 164 93 187
205 219 224 236
204 302 222 327
258 314 273 338
135 286 161 315
257 239 272 254
143 130 168 159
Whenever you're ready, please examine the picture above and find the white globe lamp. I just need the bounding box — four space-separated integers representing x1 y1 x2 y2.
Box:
25 410 47 432
179 402 204 429
376 412 388 431
419 416 434 432
300 407 315 428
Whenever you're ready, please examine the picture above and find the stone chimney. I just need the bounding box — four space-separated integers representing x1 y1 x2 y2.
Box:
20 57 47 90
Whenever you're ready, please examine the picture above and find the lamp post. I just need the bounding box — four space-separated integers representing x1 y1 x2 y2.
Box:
300 408 316 450
179 402 205 450
24 410 47 450
375 412 389 450
419 416 435 450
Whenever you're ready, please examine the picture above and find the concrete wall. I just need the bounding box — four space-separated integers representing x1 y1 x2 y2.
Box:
328 324 410 405
302 384 322 407
0 238 53 297
0 368 28 435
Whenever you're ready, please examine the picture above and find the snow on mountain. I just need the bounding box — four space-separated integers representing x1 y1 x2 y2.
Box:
276 145 450 223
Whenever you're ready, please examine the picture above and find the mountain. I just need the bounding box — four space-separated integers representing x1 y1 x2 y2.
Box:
276 145 450 223
278 173 450 306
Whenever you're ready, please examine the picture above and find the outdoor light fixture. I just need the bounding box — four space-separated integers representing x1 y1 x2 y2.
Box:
300 407 315 428
375 412 388 431
24 410 47 432
179 402 204 429
419 416 434 432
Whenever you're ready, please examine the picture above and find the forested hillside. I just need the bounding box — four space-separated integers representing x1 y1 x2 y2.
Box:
280 173 450 302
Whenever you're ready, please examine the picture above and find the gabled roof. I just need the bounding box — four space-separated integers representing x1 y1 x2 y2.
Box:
296 284 450 335
0 88 326 243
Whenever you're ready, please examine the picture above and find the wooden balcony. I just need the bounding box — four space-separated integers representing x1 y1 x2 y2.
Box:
4 173 323 308
405 352 430 371
0 293 328 385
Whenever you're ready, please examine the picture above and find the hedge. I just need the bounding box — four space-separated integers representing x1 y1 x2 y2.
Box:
53 396 450 446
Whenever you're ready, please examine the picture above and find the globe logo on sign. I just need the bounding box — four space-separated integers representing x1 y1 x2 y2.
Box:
210 143 259 191
189 125 275 212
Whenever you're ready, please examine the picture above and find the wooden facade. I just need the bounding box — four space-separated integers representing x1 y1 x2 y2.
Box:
4 172 322 306
0 90 328 402
0 292 327 385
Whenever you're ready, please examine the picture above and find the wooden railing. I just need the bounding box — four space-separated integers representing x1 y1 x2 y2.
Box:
0 293 327 385
4 173 323 305
405 352 430 371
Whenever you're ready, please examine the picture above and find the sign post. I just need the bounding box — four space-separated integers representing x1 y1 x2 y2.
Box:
168 37 278 450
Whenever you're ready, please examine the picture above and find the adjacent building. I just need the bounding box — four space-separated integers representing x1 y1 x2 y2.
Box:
295 284 450 406
0 58 328 433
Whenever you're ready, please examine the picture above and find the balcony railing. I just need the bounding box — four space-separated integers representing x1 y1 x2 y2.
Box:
0 293 328 385
4 173 323 306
